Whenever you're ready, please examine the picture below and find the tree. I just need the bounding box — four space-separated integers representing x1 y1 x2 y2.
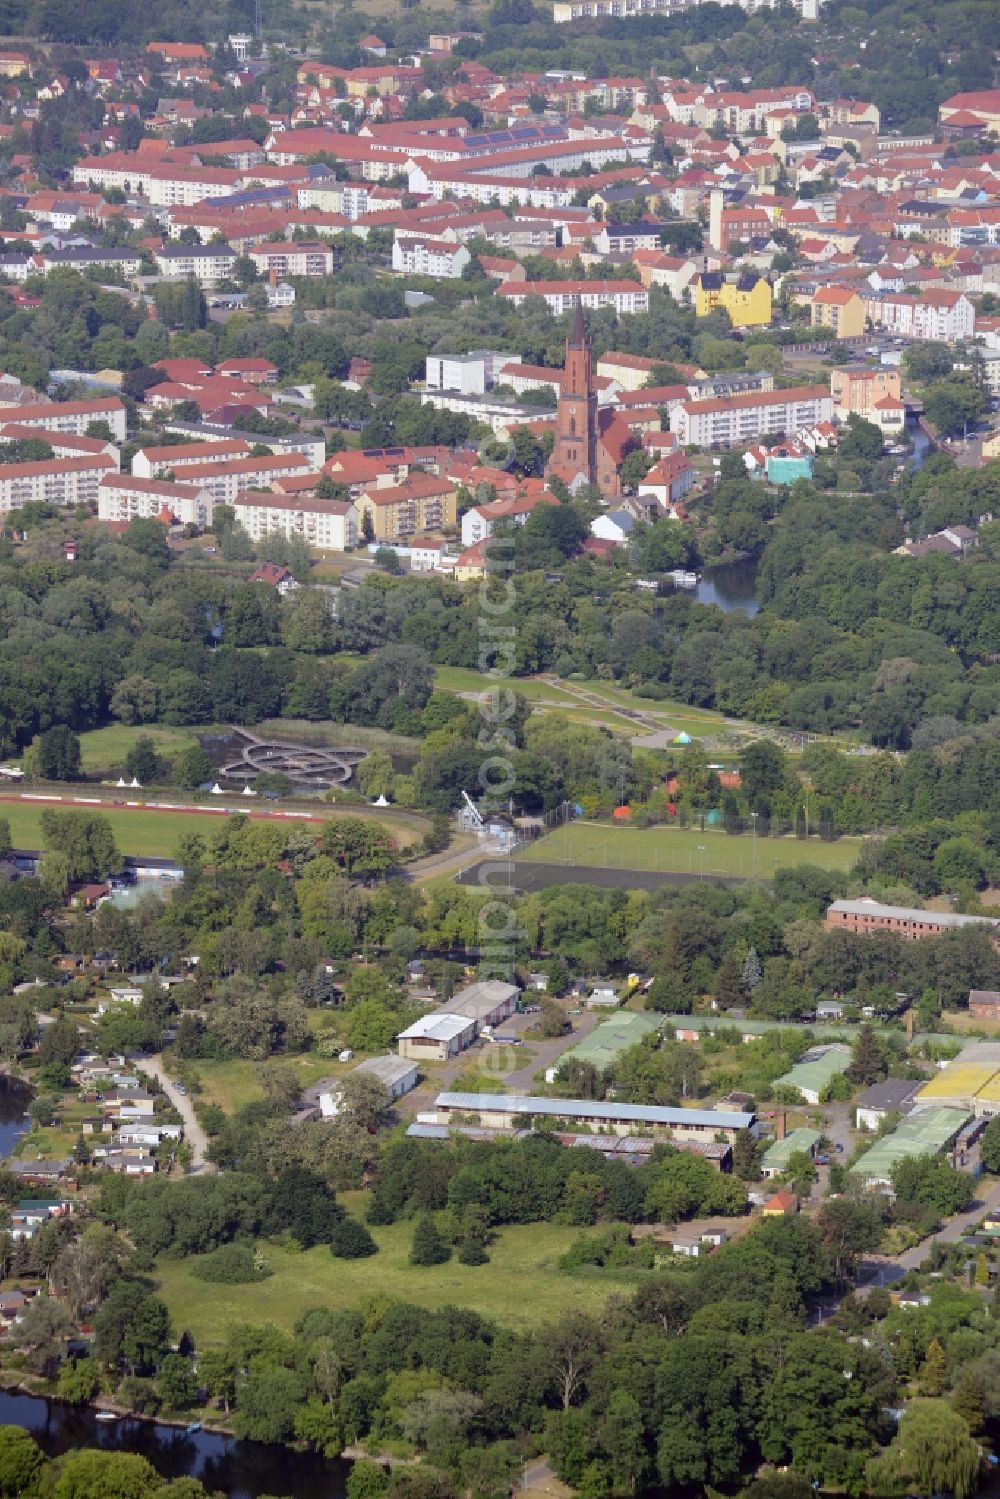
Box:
39 810 120 880
714 952 748 1010
0 1425 44 1497
124 735 166 786
921 1339 949 1397
321 818 393 878
743 946 763 991
173 745 214 790
57 1358 100 1404
16 1295 74 1375
330 1217 378 1259
356 750 394 801
980 1115 1000 1174
846 1025 887 1086
866 1400 979 1499
232 1365 308 1443
546 1313 601 1409
51 1449 163 1499
410 1214 451 1266
28 724 81 780
815 1198 882 1283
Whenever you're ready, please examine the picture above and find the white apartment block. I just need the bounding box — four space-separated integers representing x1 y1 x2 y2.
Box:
172 452 313 504
233 493 358 550
0 398 127 443
247 242 336 278
555 0 822 19
671 385 833 447
391 237 471 278
863 290 975 343
0 454 117 512
424 352 517 395
131 439 251 479
296 181 370 219
97 474 215 528
155 244 238 285
497 281 649 316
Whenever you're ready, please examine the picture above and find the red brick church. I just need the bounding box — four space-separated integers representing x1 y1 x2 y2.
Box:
547 300 631 497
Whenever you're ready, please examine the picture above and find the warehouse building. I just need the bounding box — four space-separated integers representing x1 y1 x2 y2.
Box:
850 1107 970 1189
319 1055 419 1115
760 1127 821 1179
398 1013 476 1062
825 898 1000 949
545 1011 661 1082
772 1044 851 1105
430 1092 756 1142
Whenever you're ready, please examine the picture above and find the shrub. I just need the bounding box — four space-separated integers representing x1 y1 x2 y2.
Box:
330 1217 378 1259
191 1243 271 1284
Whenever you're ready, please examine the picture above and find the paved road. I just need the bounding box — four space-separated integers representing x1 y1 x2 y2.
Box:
133 1053 212 1173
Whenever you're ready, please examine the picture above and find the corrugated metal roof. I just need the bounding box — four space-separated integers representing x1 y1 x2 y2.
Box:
829 898 1000 930
762 1127 821 1167
434 1092 753 1128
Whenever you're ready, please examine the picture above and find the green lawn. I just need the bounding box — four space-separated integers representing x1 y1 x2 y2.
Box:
154 1219 630 1344
72 725 202 772
519 821 861 878
182 1055 350 1115
0 798 422 861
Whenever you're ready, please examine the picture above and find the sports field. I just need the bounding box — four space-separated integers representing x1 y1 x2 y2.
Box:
518 821 861 878
0 796 423 860
154 1216 633 1343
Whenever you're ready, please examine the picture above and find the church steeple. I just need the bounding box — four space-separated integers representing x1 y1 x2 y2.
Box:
568 296 586 349
549 296 598 485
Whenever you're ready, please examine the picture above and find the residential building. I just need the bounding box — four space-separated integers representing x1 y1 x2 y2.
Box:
424 351 515 395
864 288 975 342
460 491 558 547
131 439 251 478
968 991 1000 1020
636 451 696 510
355 475 458 540
232 493 358 551
670 385 833 447
810 285 866 339
247 241 336 278
0 454 116 513
0 397 126 443
496 280 649 316
830 367 902 421
170 452 314 504
694 270 772 329
154 243 238 285
97 474 215 528
391 236 471 278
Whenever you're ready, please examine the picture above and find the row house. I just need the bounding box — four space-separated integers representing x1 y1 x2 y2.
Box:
233 492 358 551
0 397 126 443
670 385 833 448
496 280 649 316
460 490 557 548
407 165 574 208
636 451 696 512
97 474 216 529
0 453 116 512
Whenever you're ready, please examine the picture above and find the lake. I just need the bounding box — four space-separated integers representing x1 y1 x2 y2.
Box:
0 1389 351 1499
694 559 759 616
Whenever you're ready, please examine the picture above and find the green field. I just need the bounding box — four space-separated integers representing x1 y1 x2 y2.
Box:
71 724 202 771
519 821 862 878
154 1219 628 1343
183 1054 350 1115
0 798 422 860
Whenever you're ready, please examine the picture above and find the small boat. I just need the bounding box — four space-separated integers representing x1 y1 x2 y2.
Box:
184 1423 202 1435
95 1411 117 1423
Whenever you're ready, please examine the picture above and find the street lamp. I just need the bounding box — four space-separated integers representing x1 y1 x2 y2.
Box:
697 843 706 881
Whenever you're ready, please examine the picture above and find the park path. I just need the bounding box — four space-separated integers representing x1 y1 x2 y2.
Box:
133 1053 212 1173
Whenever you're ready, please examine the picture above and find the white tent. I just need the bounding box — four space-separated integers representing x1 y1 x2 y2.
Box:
242 785 256 796
374 794 390 806
210 783 223 795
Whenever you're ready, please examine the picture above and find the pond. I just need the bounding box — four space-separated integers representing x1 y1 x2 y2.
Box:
0 1389 351 1499
694 559 759 616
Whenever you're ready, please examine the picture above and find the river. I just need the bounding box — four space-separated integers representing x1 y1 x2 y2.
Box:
0 1389 350 1499
0 1076 30 1159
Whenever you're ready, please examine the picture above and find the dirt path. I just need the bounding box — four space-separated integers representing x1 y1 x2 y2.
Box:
133 1054 212 1173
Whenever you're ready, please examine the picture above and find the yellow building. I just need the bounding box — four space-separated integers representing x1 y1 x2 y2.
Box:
355 475 457 541
694 271 772 329
810 285 866 340
0 50 31 77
